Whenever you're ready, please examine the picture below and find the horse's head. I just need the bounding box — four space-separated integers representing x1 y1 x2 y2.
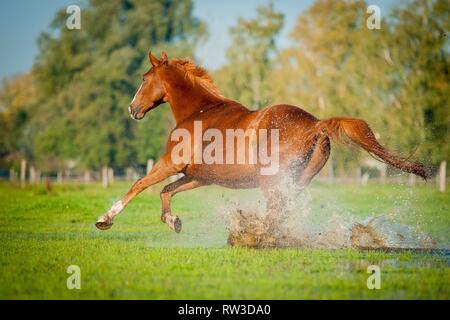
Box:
129 52 169 120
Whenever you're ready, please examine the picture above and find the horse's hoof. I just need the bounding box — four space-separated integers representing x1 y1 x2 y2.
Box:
166 215 182 233
95 216 113 230
173 216 182 233
161 214 182 233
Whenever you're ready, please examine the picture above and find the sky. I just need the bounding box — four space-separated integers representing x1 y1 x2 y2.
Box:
0 0 396 79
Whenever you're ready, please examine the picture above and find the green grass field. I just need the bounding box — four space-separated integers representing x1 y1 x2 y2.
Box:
0 181 448 299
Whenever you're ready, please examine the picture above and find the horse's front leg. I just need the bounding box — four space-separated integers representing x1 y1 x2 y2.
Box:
95 155 180 230
160 176 204 233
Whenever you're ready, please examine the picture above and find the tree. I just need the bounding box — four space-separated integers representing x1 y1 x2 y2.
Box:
268 0 448 173
28 0 206 172
388 0 449 163
0 73 37 169
214 2 284 109
269 0 396 173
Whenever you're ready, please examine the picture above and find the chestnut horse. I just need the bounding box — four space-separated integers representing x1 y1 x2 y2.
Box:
95 52 430 233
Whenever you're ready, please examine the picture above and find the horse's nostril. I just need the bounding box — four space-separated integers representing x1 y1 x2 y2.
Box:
129 106 142 119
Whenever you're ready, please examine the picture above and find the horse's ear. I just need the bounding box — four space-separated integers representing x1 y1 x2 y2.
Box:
148 51 160 67
161 51 168 65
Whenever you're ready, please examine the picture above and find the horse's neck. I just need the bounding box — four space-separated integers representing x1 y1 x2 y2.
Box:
165 76 223 124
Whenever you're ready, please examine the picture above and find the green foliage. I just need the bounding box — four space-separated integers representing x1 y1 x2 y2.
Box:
388 0 449 163
270 0 387 171
0 0 448 174
214 2 284 109
0 74 37 168
2 0 205 172
269 0 449 168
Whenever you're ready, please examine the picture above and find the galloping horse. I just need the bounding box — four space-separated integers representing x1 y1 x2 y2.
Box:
95 52 430 233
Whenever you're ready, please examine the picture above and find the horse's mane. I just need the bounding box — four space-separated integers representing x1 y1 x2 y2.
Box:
169 59 224 98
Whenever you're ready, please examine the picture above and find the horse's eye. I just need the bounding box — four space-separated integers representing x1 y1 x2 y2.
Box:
142 78 146 82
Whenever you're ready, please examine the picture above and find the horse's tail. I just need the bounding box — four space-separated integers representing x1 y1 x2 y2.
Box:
316 117 433 180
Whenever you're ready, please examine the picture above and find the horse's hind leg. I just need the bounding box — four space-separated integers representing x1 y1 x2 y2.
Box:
256 135 329 236
298 134 330 188
160 176 204 233
260 177 289 234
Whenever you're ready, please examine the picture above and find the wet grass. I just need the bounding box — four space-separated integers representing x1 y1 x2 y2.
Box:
0 181 448 299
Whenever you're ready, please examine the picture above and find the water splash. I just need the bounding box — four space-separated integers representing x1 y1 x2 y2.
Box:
224 189 438 250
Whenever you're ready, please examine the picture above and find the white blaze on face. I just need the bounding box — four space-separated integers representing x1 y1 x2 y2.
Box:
131 83 143 106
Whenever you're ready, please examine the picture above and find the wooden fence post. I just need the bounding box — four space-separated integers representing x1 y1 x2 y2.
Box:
408 173 416 186
108 167 114 185
9 168 16 182
29 165 36 184
361 172 369 186
147 159 154 175
356 167 361 183
125 167 133 181
102 166 109 188
84 170 91 184
439 161 446 192
20 159 26 188
57 171 63 184
379 164 386 184
45 176 52 192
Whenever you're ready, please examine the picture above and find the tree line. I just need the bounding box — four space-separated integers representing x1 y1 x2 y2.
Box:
0 0 448 179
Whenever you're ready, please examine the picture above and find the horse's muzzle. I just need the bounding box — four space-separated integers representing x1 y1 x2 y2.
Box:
129 105 144 120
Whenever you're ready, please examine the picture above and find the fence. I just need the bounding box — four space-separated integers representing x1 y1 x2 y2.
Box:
3 159 448 192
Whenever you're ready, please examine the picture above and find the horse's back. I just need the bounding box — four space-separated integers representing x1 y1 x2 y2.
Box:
260 103 318 125
251 104 318 137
